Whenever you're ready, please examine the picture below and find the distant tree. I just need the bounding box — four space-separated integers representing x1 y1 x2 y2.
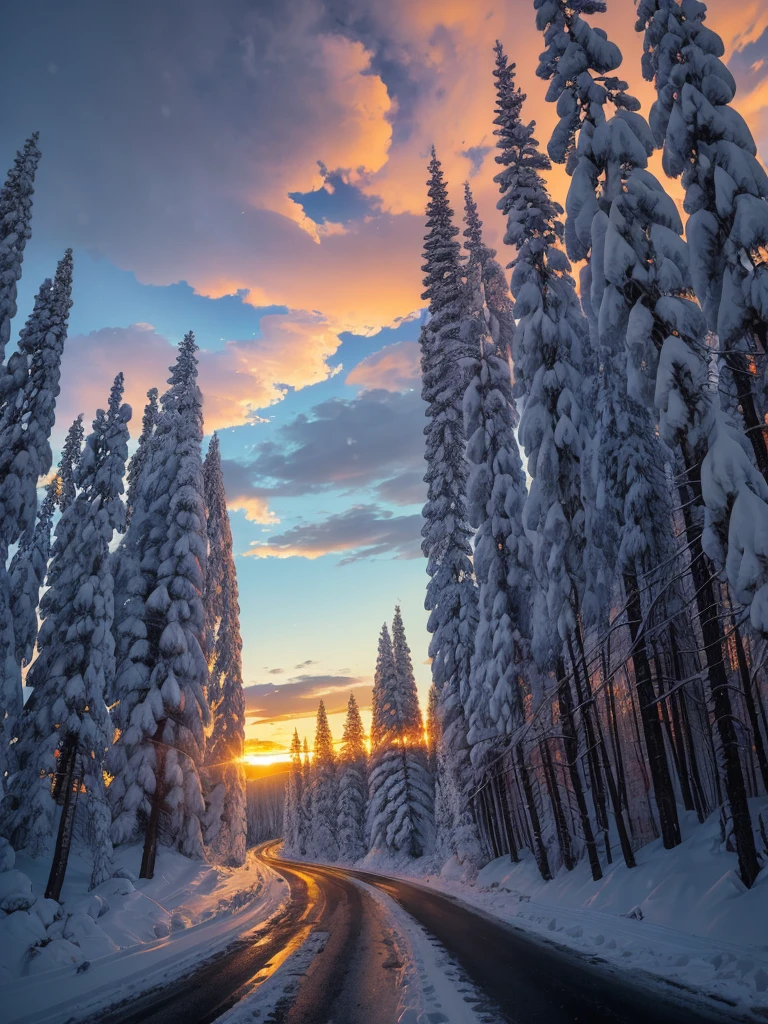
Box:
336 694 367 862
282 729 303 856
308 700 338 861
368 618 433 858
300 737 312 854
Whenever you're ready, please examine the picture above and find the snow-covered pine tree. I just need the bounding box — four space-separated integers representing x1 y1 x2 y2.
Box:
203 577 247 866
531 1 766 885
533 0 679 857
368 620 434 859
493 42 603 880
202 433 229 689
0 134 41 366
336 694 367 862
6 374 130 896
8 475 59 673
462 217 552 879
8 415 82 677
0 251 73 786
420 148 481 866
109 333 211 878
125 387 158 527
637 0 768 477
282 729 303 856
463 182 515 361
462 223 529 764
425 684 439 778
59 415 85 512
300 737 312 854
308 700 338 861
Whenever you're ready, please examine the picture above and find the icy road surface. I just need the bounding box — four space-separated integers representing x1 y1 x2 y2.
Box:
94 842 752 1024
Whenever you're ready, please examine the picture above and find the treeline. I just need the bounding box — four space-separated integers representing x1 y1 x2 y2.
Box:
0 138 248 900
282 608 436 862
420 0 768 889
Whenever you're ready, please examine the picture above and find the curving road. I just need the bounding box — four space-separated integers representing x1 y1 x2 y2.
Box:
96 842 748 1024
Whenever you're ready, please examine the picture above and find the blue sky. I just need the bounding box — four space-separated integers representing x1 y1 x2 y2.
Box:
3 0 767 756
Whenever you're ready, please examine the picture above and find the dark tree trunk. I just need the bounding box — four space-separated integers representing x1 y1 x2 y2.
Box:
516 742 551 881
45 750 81 902
732 620 768 794
679 449 760 888
557 659 602 881
624 573 682 848
725 351 768 482
540 737 574 872
604 653 629 813
567 634 608 841
140 724 167 880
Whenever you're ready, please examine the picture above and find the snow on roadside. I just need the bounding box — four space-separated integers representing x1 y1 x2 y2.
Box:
213 871 498 1024
359 807 768 1020
356 879 502 1024
213 930 329 1023
4 843 289 1024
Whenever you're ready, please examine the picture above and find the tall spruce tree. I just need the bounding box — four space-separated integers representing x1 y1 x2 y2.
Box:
637 0 768 477
283 729 303 856
308 700 338 861
533 0 681 855
125 387 158 527
0 251 73 786
202 434 229 690
420 149 481 865
368 620 434 858
300 737 312 854
462 182 515 360
109 333 211 878
203 572 247 866
494 43 603 880
7 375 130 896
337 694 367 862
0 134 41 366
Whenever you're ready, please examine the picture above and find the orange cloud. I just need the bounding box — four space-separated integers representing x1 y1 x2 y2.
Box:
346 339 421 391
56 313 342 437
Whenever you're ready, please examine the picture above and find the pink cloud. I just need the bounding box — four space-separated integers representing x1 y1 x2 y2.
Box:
56 312 341 437
346 340 421 392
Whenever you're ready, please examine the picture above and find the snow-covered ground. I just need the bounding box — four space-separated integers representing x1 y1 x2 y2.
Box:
2 842 288 1024
359 806 768 1020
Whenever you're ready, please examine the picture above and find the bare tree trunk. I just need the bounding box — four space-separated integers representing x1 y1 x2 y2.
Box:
679 450 760 887
516 742 551 881
624 573 681 849
45 749 82 902
732 620 768 794
140 724 167 880
540 737 574 872
557 658 602 881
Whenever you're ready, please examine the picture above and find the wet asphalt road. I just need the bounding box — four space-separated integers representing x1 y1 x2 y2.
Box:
91 843 748 1024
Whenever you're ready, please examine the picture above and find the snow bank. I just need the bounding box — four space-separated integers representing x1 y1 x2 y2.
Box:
4 842 288 1024
366 806 768 1018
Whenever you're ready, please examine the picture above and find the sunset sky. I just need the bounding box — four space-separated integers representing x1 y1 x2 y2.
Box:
2 0 767 762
